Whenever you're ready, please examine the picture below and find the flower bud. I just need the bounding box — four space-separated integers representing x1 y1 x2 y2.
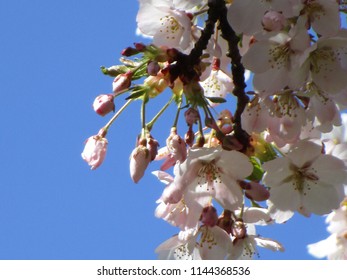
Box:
81 134 108 170
134 42 146 52
262 10 286 32
166 128 187 162
244 182 270 201
147 61 161 76
144 71 169 98
200 206 218 227
184 108 199 126
129 144 151 183
112 71 133 94
93 94 115 116
121 47 140 57
184 127 195 147
147 136 159 161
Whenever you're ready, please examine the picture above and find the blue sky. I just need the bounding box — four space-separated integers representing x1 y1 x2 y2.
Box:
0 0 330 260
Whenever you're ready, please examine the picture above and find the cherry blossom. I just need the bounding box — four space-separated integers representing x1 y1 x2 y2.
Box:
299 0 340 37
200 58 234 107
83 0 347 260
174 146 253 211
241 21 311 93
228 208 284 259
156 225 232 260
136 0 194 51
308 35 347 94
308 202 347 259
227 0 302 36
263 140 346 223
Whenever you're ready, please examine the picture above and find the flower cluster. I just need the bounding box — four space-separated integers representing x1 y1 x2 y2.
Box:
82 0 347 259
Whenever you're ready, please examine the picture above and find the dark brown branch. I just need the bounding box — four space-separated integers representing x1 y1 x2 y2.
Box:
218 0 250 149
168 0 221 84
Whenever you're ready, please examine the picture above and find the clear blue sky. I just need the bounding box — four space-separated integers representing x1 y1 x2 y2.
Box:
0 0 329 260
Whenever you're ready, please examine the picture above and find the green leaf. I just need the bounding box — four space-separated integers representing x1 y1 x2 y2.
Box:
100 65 129 77
205 96 227 103
246 156 264 181
126 87 147 100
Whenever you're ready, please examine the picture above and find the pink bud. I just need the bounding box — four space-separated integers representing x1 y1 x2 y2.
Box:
200 206 218 227
184 108 199 126
185 127 195 147
166 128 187 162
147 61 161 76
262 10 286 32
134 42 146 52
93 94 115 116
147 136 159 161
129 145 151 183
244 182 270 201
81 135 108 170
121 47 139 57
112 71 133 94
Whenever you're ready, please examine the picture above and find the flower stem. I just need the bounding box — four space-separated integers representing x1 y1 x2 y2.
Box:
146 96 174 132
141 97 147 137
104 99 133 131
172 100 182 128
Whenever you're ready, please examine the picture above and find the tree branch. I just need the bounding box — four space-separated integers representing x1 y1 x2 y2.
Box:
218 0 250 149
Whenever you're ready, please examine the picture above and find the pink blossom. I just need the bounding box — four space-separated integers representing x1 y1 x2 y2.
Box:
262 10 286 32
242 181 270 202
129 144 151 183
263 140 347 223
112 71 133 94
175 147 253 211
136 0 194 51
81 134 108 170
200 206 218 227
93 94 115 116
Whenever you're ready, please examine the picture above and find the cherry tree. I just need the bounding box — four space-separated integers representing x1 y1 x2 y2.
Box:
82 0 347 259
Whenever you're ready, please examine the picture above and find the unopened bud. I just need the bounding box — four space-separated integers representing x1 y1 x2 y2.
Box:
193 133 205 148
121 47 140 57
184 127 195 147
166 128 187 162
81 134 108 170
200 206 218 227
147 61 161 76
147 136 159 161
93 94 115 116
113 71 133 94
129 145 151 183
244 182 270 201
134 42 146 52
262 10 286 32
184 108 199 126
